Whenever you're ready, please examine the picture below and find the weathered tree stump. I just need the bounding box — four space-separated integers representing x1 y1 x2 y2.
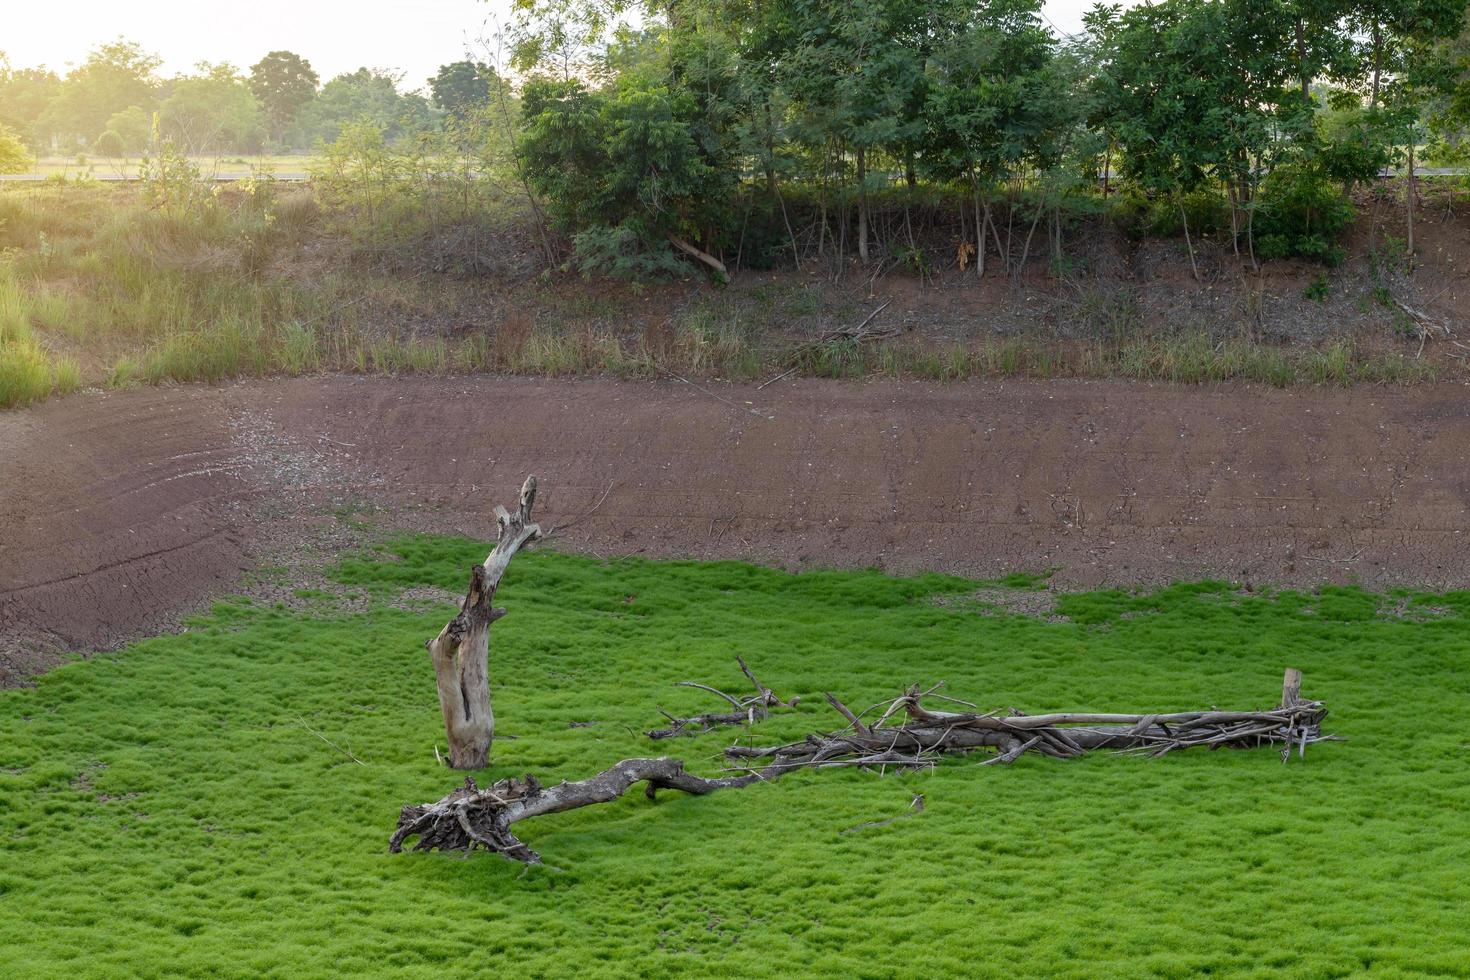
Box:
425 476 541 769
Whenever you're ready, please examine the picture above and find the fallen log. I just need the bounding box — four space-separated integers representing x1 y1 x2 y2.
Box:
391 669 1333 863
646 657 798 739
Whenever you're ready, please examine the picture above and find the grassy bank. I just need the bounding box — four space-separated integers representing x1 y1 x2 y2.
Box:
3 536 1470 976
0 181 1451 411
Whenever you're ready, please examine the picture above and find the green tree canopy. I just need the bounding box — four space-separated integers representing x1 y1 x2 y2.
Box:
428 60 495 119
293 68 435 145
249 50 318 145
0 122 31 173
159 63 264 153
0 55 60 147
40 39 160 145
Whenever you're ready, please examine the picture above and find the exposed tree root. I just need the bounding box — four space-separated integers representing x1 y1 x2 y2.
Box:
646 657 799 739
389 759 762 863
392 669 1333 864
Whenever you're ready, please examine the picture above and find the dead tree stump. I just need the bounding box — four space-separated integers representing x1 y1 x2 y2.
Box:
425 476 542 769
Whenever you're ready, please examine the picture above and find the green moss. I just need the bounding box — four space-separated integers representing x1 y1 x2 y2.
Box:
2 537 1469 977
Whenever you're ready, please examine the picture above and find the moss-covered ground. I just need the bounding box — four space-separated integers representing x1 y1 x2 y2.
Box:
3 536 1469 977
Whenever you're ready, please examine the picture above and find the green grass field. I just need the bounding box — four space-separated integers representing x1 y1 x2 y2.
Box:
3 536 1469 977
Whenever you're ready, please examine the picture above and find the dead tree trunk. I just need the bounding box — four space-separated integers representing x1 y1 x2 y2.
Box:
425 475 542 769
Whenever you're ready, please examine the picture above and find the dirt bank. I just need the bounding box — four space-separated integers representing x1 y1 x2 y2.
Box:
3 374 1468 684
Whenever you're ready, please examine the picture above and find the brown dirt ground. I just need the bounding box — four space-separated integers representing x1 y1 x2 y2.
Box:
3 374 1469 686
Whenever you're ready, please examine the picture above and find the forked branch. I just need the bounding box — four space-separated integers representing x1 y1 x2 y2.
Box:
646 657 799 739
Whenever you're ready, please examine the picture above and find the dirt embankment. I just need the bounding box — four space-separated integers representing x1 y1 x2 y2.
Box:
3 374 1469 685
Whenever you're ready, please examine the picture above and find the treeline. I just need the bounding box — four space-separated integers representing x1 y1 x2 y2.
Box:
0 40 503 157
508 0 1470 274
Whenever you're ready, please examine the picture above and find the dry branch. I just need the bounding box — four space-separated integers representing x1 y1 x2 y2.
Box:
393 669 1333 863
646 657 798 739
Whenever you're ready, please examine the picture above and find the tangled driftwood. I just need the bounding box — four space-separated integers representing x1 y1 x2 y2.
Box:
646 657 798 739
391 669 1332 864
729 668 1330 774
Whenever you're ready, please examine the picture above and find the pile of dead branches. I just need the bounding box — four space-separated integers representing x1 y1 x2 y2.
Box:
726 669 1330 775
391 669 1333 864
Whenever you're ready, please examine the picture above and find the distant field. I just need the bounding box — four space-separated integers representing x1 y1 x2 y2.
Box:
2 535 1469 976
17 154 315 179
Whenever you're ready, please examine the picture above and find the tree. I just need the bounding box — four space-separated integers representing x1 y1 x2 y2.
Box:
429 60 494 120
423 477 542 769
1089 0 1297 272
922 0 1057 276
92 129 125 157
103 105 152 154
40 39 160 146
780 0 931 262
249 50 318 146
0 55 60 147
159 63 264 154
293 68 434 145
519 73 723 277
0 123 31 173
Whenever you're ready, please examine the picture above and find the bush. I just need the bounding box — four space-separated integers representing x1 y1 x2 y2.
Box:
93 130 127 157
1253 166 1354 265
519 77 731 278
1111 187 1230 239
571 225 689 281
0 124 32 175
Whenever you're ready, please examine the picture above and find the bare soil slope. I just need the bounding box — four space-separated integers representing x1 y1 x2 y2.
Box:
3 375 1468 684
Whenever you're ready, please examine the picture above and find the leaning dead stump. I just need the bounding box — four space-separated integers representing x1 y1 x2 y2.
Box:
424 476 542 770
393 669 1334 864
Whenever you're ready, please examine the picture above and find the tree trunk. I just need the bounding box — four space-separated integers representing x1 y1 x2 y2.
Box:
425 476 542 769
1017 200 1044 279
976 191 988 279
856 147 870 264
1179 194 1200 281
764 102 777 197
1297 18 1310 101
988 204 1006 274
1371 20 1382 109
1407 141 1416 259
669 235 729 278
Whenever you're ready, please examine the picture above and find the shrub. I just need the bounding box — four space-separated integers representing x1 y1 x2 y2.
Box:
1111 187 1230 239
0 125 33 175
93 130 127 157
1253 166 1354 265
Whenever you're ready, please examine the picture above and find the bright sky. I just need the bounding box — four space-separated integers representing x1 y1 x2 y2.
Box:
2 1 1127 93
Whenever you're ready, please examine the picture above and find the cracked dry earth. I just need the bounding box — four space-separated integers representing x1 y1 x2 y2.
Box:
3 374 1469 685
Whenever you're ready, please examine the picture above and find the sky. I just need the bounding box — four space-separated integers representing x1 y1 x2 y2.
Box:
2 0 1126 93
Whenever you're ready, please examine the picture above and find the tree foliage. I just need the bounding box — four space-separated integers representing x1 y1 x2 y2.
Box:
0 122 31 173
249 50 319 144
